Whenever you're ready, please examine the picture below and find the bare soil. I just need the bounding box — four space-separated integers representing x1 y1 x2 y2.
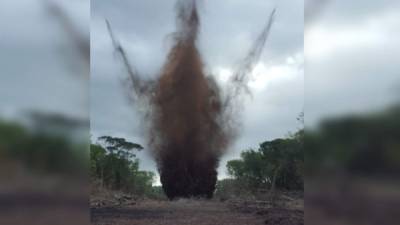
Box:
0 192 89 225
91 197 304 225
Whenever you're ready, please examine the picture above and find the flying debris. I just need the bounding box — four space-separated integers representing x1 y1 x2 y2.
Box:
107 0 275 199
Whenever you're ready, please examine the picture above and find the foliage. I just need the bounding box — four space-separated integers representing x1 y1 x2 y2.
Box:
90 136 155 196
214 178 253 200
0 119 87 175
226 129 304 192
98 135 143 157
305 105 400 176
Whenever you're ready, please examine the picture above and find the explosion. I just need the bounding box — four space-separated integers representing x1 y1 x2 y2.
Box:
106 0 275 199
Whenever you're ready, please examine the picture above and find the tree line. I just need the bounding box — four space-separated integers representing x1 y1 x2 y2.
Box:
0 117 86 176
216 129 304 199
90 136 158 197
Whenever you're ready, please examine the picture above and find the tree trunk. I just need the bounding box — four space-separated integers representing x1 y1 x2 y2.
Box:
100 167 104 187
269 166 280 206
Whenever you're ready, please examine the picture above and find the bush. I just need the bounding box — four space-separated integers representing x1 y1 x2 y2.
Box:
90 137 155 197
226 129 304 193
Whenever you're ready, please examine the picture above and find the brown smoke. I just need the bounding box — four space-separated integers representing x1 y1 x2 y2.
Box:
107 0 275 199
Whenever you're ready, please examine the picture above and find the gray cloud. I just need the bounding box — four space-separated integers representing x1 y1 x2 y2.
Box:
91 0 304 179
306 0 400 126
0 0 89 119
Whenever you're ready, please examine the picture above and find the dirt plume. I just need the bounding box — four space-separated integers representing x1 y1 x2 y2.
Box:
107 0 275 199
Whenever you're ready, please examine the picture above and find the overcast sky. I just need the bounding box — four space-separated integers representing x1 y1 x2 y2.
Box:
2 0 398 183
0 0 89 120
306 0 400 125
91 0 304 181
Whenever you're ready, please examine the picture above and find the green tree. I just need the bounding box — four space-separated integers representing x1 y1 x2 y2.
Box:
98 135 143 159
90 136 155 196
226 129 304 194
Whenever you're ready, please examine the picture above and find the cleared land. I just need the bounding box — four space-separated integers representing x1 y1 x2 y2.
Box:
91 195 304 225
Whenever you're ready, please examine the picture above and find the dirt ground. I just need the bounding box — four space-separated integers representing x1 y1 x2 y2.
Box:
0 192 89 225
91 198 304 225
